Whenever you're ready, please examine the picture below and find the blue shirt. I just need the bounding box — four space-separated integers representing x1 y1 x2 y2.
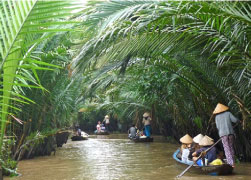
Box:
196 146 217 163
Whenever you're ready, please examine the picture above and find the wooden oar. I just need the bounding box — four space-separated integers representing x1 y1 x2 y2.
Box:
176 138 222 178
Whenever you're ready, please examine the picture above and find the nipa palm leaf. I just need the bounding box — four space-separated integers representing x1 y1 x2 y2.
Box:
0 0 83 148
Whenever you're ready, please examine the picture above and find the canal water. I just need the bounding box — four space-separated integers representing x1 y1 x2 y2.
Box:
5 134 251 180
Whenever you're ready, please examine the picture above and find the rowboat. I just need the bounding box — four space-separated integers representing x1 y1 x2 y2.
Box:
95 131 109 135
71 135 88 141
130 136 154 142
71 131 89 141
173 149 233 176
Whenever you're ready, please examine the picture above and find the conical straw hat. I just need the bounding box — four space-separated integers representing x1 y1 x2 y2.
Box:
193 134 204 144
180 134 193 144
206 135 214 142
213 103 229 114
199 135 214 146
143 112 151 117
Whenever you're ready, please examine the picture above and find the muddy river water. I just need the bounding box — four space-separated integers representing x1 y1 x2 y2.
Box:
5 134 251 180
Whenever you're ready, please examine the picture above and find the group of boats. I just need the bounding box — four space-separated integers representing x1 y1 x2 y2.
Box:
70 132 233 177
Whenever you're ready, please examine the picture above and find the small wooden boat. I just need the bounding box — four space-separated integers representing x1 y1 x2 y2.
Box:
173 149 233 176
95 131 109 135
71 131 89 141
71 135 88 141
130 136 154 142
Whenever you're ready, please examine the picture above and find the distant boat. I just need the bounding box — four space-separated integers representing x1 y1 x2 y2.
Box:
95 131 109 135
173 149 233 176
129 136 154 142
71 131 89 141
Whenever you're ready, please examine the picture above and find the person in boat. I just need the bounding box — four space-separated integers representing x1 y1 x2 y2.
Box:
96 121 101 133
128 124 138 139
177 134 193 161
192 135 217 166
101 123 106 132
77 128 82 136
142 112 152 138
213 103 239 168
103 115 110 132
188 134 204 160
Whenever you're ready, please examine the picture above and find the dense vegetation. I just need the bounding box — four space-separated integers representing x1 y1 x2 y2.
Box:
0 0 250 176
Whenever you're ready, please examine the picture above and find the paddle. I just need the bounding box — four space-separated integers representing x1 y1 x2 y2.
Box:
176 138 222 178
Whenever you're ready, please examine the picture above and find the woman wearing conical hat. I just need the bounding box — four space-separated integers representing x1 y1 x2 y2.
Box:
188 134 204 160
179 134 193 163
103 115 110 132
180 134 193 152
192 135 217 166
214 103 239 168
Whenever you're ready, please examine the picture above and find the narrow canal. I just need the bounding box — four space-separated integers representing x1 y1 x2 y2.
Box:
6 134 251 180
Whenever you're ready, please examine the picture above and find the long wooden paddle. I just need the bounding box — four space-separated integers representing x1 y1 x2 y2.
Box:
176 138 222 178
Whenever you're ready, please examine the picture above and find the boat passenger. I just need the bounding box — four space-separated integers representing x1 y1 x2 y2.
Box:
192 135 216 166
180 134 193 153
142 112 152 138
101 124 106 132
182 148 193 164
213 103 239 168
96 121 101 132
177 134 193 160
77 128 82 136
128 124 138 139
188 134 204 160
103 115 110 132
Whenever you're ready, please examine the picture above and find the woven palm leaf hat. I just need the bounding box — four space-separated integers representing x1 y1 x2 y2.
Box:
199 135 214 146
105 115 109 119
193 134 204 144
143 112 151 117
213 103 229 114
180 134 193 144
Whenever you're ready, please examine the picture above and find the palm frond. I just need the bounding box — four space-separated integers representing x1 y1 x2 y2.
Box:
0 0 82 148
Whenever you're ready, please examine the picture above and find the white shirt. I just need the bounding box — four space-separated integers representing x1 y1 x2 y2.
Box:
105 118 110 124
182 148 193 164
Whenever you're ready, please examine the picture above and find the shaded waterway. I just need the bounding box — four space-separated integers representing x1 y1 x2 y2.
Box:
6 134 251 180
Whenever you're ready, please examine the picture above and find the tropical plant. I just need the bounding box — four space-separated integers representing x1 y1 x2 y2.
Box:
72 0 250 129
0 0 83 150
69 0 251 159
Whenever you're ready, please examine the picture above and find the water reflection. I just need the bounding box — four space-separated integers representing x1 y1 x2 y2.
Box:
5 135 251 180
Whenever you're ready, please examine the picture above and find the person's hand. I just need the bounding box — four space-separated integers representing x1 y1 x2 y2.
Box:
200 151 206 157
192 152 196 157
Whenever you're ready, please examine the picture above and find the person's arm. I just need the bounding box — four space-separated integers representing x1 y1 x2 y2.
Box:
192 151 197 157
229 112 239 123
215 116 219 130
193 148 202 157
